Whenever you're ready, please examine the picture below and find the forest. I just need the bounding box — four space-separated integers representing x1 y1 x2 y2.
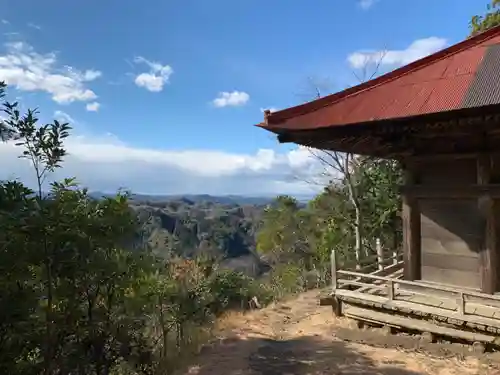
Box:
0 3 497 374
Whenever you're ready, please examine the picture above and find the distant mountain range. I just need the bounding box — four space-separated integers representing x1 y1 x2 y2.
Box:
130 193 276 206
88 192 313 206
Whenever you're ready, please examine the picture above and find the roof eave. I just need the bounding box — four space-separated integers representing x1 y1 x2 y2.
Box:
260 102 500 144
261 24 500 128
255 122 290 143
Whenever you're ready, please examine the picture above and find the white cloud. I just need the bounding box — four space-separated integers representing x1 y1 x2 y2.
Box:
27 23 42 30
0 41 102 104
83 70 101 81
4 32 21 39
1 19 9 25
213 91 250 108
54 110 76 124
133 56 173 92
359 0 378 10
347 37 448 69
86 102 100 112
0 132 324 197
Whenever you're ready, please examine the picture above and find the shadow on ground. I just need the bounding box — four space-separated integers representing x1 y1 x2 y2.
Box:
184 334 426 375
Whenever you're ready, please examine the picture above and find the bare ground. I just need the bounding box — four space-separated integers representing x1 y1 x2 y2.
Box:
180 290 500 375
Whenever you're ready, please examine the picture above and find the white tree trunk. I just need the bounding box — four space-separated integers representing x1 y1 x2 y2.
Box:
344 154 363 269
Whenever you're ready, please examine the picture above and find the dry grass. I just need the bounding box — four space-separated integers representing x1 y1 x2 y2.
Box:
178 289 500 375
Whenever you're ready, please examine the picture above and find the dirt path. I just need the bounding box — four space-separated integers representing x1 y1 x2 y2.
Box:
182 290 500 375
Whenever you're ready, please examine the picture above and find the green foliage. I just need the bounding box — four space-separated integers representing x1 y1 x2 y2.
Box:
471 0 500 35
357 158 403 247
256 196 315 268
208 270 259 313
0 105 153 373
133 199 264 265
256 154 402 288
0 83 275 375
268 264 306 299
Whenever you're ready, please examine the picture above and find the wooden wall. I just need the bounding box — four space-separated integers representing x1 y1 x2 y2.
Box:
418 159 481 289
402 156 500 292
419 199 481 288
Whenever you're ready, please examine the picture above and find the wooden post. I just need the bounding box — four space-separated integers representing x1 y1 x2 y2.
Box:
491 154 500 293
331 249 338 292
332 296 342 317
387 280 395 300
330 249 342 317
456 291 465 316
477 154 497 294
402 164 421 281
391 219 398 265
376 238 384 271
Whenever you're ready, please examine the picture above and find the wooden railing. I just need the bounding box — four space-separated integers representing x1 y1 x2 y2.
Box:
330 242 404 291
330 246 500 317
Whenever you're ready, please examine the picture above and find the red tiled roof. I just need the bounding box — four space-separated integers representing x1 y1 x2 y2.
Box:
259 25 500 133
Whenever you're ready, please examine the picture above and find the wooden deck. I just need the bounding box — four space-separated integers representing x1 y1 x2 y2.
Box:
323 248 500 347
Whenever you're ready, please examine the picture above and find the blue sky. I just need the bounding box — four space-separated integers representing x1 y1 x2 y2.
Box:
0 0 488 196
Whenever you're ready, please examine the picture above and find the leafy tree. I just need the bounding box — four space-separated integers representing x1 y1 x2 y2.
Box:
471 0 500 35
309 184 355 265
358 157 402 249
1 82 271 374
256 195 314 267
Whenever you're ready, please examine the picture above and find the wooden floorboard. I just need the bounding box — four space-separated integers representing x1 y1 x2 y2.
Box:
328 261 500 335
334 288 500 330
396 290 499 318
345 284 500 320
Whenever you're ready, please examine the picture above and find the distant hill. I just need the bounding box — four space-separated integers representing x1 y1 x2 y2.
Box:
88 192 313 206
129 197 269 277
130 194 276 206
83 191 311 277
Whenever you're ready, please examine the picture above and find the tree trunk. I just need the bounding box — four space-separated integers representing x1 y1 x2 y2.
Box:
353 204 362 269
344 154 363 269
159 304 169 358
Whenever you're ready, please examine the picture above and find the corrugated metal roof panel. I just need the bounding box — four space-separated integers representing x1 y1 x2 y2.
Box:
463 44 500 108
261 26 500 132
420 74 472 114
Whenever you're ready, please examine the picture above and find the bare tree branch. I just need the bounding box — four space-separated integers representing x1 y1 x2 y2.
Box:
296 75 334 102
296 50 388 266
351 49 388 83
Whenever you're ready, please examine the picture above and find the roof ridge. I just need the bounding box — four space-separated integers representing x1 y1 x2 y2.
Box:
265 24 500 125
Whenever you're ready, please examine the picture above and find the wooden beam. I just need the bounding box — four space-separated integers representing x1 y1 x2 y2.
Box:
421 253 479 273
477 154 497 294
491 153 500 184
400 184 500 198
342 305 497 344
403 152 493 163
402 165 421 281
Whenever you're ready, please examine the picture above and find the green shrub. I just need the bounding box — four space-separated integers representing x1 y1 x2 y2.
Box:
208 270 255 314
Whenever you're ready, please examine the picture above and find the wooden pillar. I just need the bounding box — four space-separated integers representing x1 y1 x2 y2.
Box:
478 154 498 294
492 154 500 293
402 164 421 281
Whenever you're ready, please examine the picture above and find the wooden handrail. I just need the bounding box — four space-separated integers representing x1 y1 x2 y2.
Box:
337 269 500 303
329 246 492 317
338 279 386 290
342 252 402 268
331 245 403 293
